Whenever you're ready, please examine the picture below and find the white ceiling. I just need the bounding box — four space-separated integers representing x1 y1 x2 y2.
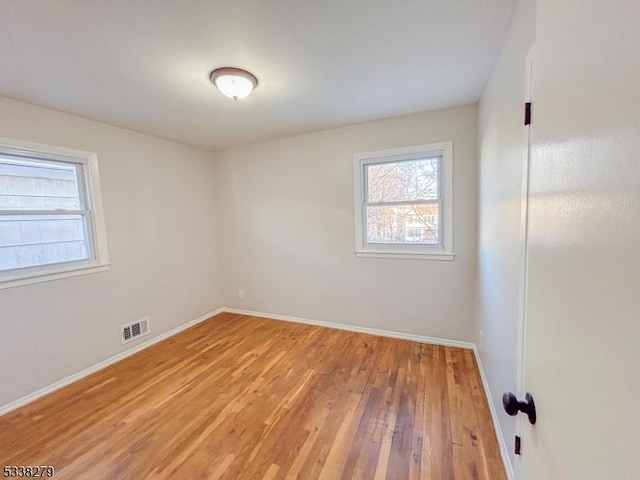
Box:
0 1 517 150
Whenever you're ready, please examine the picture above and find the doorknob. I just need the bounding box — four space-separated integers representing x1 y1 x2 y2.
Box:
502 392 537 425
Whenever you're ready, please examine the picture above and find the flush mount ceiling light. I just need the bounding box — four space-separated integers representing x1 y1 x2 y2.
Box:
209 67 258 101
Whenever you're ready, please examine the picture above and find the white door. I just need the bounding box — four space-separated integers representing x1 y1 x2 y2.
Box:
518 1 640 479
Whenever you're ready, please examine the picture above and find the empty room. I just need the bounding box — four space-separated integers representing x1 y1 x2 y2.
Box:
1 1 638 479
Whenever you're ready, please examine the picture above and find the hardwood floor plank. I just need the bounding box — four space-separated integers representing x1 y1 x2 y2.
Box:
407 343 425 480
0 313 507 479
387 342 415 480
446 348 464 447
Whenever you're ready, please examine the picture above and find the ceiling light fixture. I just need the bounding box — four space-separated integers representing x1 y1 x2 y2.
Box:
209 67 258 101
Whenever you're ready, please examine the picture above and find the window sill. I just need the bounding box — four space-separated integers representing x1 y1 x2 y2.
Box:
355 250 455 261
0 262 111 290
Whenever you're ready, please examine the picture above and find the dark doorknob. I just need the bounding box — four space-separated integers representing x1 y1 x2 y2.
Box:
502 392 537 425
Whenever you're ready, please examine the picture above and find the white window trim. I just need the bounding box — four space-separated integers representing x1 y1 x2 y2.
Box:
353 141 454 260
0 137 111 289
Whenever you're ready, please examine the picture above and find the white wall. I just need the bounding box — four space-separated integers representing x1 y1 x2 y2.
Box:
0 96 224 408
477 0 536 473
214 104 478 341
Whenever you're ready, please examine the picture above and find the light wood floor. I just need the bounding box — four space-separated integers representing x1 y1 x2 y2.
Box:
0 313 506 480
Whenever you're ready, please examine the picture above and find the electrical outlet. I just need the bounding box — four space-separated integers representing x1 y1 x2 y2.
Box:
238 289 245 299
479 330 484 347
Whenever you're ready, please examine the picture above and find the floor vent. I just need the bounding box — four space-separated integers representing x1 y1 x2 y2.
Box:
121 317 150 344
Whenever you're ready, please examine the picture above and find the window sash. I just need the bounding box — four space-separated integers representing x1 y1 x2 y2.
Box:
363 200 443 247
0 210 96 272
0 156 97 274
362 156 443 248
0 209 90 216
364 199 440 208
363 155 441 204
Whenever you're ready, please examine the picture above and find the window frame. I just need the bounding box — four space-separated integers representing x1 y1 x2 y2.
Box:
0 137 110 289
353 141 454 260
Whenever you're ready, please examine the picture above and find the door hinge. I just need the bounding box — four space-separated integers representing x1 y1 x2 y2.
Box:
524 102 532 125
515 435 522 455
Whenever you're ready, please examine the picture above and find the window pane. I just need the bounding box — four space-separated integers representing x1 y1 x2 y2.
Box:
366 204 439 244
366 157 439 202
0 214 90 271
0 156 81 210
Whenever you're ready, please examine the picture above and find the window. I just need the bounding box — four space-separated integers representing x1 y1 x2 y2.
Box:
353 141 454 260
0 138 110 288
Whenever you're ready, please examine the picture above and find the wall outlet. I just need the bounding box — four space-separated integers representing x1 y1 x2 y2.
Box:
479 330 484 347
238 289 245 300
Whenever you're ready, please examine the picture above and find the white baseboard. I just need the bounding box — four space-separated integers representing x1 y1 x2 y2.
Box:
473 346 515 480
223 307 475 350
0 307 225 416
